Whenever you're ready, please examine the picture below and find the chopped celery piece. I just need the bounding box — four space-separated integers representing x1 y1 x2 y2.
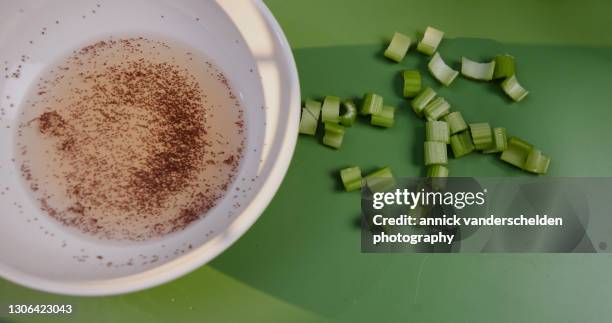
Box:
501 75 529 102
500 136 533 168
384 32 412 62
411 87 436 117
361 92 383 115
425 120 450 144
493 54 515 79
427 164 449 177
443 111 468 135
322 122 345 149
340 100 357 126
402 70 421 98
324 122 344 135
428 52 458 86
423 96 450 121
371 105 395 128
340 166 362 192
321 96 340 123
365 166 396 192
523 149 551 174
424 141 448 166
427 165 449 190
417 26 444 56
450 131 475 158
322 132 344 149
427 165 448 190
461 57 496 81
298 99 322 135
299 107 317 135
483 127 508 153
469 123 493 150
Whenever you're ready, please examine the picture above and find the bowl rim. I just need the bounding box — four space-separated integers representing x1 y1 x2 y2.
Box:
0 0 300 296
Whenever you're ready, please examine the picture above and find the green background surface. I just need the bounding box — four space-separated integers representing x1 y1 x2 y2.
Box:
2 0 612 322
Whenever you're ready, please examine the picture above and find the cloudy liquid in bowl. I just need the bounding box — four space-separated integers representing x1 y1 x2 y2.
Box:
16 36 245 241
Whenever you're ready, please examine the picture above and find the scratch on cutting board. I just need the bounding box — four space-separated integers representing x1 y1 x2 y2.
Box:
412 255 430 304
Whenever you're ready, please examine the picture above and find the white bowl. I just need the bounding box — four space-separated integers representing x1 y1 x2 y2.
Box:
0 0 299 295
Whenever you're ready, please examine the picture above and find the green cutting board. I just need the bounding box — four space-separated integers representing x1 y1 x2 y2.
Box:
2 1 612 322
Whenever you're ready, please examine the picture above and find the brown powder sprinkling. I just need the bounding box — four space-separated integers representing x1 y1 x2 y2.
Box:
17 37 245 241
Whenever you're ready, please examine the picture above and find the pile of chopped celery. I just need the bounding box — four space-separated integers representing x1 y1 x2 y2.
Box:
297 25 550 190
339 166 396 192
299 91 402 149
409 85 549 175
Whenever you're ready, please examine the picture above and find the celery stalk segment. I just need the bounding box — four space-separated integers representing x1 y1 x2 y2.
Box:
483 127 508 153
427 165 449 177
500 136 533 168
523 149 551 174
340 166 363 192
493 54 515 79
384 32 412 62
411 87 436 117
322 122 345 149
402 70 421 98
423 96 450 121
371 105 395 128
321 96 341 123
424 141 448 166
450 131 475 158
443 111 468 135
425 120 450 144
428 52 459 86
361 93 383 115
340 100 357 127
365 167 396 192
501 75 529 102
427 165 449 190
298 99 322 135
461 57 496 81
469 122 493 150
417 26 444 56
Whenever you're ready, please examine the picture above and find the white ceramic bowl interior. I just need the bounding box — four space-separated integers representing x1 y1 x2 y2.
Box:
0 0 299 295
